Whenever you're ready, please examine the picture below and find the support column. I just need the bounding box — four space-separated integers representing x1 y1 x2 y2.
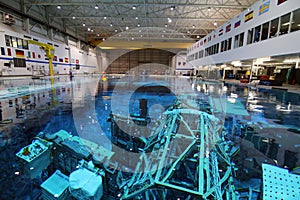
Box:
21 0 30 34
23 18 30 34
249 61 254 83
47 28 53 41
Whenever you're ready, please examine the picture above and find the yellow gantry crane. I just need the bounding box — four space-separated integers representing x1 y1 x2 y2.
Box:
27 40 55 77
27 40 58 106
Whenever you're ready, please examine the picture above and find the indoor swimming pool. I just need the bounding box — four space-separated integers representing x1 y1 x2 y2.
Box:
0 75 299 199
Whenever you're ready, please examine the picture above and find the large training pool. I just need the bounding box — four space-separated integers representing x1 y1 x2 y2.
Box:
0 75 299 199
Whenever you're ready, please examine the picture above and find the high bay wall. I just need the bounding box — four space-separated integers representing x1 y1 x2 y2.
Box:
106 49 175 75
187 0 300 66
0 0 111 76
0 23 108 76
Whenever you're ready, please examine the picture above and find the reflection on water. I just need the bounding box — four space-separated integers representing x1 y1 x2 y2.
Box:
0 75 299 199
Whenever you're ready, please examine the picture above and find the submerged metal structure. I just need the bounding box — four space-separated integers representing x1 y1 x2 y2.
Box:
111 98 237 199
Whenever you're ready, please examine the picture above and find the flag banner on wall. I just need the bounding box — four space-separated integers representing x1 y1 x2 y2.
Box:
65 58 69 63
259 0 270 15
59 58 63 62
226 24 231 32
234 20 241 28
245 10 254 22
277 0 287 5
219 28 223 36
16 50 25 58
7 48 12 56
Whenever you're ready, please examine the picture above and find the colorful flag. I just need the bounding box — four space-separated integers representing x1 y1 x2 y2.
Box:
234 20 241 28
15 50 25 58
245 11 254 22
259 0 270 15
226 24 231 32
218 29 223 36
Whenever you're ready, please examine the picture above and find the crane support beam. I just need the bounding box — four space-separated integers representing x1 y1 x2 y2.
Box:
27 40 55 77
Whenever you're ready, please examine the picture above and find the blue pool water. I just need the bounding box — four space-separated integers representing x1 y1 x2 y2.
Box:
0 75 299 199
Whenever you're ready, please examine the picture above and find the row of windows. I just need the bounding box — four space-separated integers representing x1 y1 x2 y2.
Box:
188 8 300 62
5 35 28 50
205 43 219 56
221 38 232 52
247 8 300 45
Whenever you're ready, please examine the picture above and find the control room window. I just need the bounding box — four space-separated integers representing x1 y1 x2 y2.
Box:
23 40 28 49
239 32 244 47
234 35 239 48
17 38 23 49
261 22 269 41
5 35 11 46
199 50 204 58
11 37 17 47
234 33 244 48
279 13 291 35
254 25 261 42
221 41 225 52
291 8 300 32
227 38 232 50
269 18 279 38
247 28 254 44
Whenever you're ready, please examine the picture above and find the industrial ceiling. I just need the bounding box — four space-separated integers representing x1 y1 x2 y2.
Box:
0 0 258 49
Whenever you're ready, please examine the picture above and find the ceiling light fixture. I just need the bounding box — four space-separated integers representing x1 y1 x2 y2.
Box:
135 16 139 20
165 24 168 27
213 21 217 26
57 5 61 9
192 24 195 28
137 23 140 27
104 16 107 19
72 16 76 19
126 26 129 30
95 5 99 9
208 7 211 11
115 29 118 32
170 6 175 11
197 35 200 38
132 5 136 10
87 28 91 31
168 18 172 23
82 23 86 27
110 23 113 27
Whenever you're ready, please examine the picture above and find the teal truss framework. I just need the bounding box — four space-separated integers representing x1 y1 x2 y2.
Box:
116 104 237 200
